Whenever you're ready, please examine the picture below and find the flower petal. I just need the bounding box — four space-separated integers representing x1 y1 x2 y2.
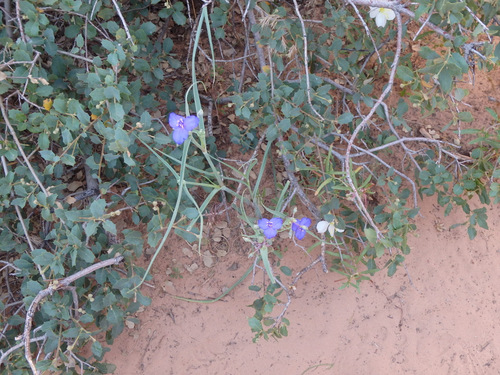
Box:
184 115 200 131
295 227 306 240
258 218 270 231
172 128 189 145
369 7 379 18
316 221 329 233
381 8 395 20
263 227 278 239
375 13 387 28
299 217 311 227
327 224 336 237
269 217 283 230
169 113 183 129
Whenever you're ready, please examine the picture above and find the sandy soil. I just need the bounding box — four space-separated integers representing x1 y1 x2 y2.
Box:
104 195 499 375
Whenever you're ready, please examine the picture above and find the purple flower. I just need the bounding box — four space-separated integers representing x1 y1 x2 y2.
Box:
292 217 311 240
169 113 199 145
258 217 283 239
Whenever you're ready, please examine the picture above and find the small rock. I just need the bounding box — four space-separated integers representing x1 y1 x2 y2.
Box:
182 247 193 258
162 280 175 293
217 250 227 257
184 263 199 274
215 221 228 229
227 262 239 271
279 231 289 239
202 250 214 268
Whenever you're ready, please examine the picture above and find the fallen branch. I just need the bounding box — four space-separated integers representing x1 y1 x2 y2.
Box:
23 256 124 375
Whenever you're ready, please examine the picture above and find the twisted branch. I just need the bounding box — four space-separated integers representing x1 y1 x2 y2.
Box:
23 256 124 375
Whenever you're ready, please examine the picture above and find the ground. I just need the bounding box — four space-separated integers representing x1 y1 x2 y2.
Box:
105 198 499 375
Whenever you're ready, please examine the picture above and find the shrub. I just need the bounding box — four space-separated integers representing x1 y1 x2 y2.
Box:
0 0 498 370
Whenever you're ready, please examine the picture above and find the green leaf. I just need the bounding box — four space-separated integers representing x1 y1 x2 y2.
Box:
457 111 473 122
134 59 150 72
438 68 452 93
337 112 353 125
62 327 80 338
375 242 385 258
467 225 477 240
103 220 117 235
172 11 187 25
61 154 76 166
40 150 60 163
106 306 124 325
101 39 115 51
453 184 464 195
7 314 25 326
32 248 55 266
278 118 291 132
141 22 157 35
419 46 440 60
259 246 275 283
280 266 292 276
38 133 49 150
109 103 125 121
85 221 99 237
485 108 499 121
387 262 397 277
154 133 170 145
25 280 44 296
78 247 95 263
92 341 104 359
396 66 414 82
90 199 106 218
108 52 119 66
183 207 199 220
364 228 377 244
248 317 263 331
454 88 468 101
463 180 476 190
104 86 121 100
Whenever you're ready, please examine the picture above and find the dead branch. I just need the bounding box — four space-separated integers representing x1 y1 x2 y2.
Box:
23 255 124 375
0 96 50 199
343 11 403 239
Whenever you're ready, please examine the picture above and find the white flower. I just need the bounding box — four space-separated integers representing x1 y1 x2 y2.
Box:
369 7 396 28
316 220 345 237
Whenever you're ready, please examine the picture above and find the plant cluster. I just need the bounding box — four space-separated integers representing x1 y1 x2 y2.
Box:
0 0 499 372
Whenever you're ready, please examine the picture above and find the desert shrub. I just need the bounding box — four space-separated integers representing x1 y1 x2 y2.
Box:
0 0 498 370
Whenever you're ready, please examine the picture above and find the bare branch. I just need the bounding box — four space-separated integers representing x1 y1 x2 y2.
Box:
110 0 134 45
344 10 403 238
23 256 124 375
291 0 325 121
0 96 50 199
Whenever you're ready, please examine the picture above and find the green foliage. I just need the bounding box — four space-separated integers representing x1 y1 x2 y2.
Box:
0 0 195 372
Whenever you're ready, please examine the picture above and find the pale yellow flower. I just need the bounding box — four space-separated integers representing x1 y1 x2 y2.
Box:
316 220 344 237
369 7 396 28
